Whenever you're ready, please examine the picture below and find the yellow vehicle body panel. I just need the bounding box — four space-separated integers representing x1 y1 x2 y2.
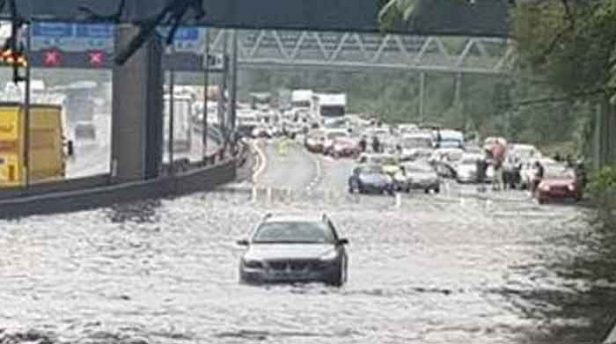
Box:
382 164 401 175
0 103 66 187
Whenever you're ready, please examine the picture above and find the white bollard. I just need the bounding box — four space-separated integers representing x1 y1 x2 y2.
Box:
267 187 273 204
251 186 258 203
395 192 402 209
485 199 493 212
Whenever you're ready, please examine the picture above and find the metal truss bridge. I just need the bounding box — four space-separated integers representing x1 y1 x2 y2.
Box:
209 29 514 75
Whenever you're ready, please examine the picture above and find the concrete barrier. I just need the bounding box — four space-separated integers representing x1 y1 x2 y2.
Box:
0 174 111 200
0 160 236 219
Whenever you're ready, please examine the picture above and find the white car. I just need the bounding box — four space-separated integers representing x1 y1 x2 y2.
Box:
509 143 542 161
519 158 556 189
455 154 484 183
397 123 419 135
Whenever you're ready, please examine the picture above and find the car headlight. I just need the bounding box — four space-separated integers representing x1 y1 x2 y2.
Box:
242 259 264 269
540 184 551 191
320 250 338 261
568 184 575 191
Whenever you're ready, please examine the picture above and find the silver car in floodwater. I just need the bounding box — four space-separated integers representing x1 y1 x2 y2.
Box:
238 213 349 286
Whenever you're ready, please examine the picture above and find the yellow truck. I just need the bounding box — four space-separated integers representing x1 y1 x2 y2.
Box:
0 102 67 187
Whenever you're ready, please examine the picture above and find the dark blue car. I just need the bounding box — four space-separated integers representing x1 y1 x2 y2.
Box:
348 164 395 195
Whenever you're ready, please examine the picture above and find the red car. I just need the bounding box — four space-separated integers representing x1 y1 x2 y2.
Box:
330 137 360 158
535 167 582 204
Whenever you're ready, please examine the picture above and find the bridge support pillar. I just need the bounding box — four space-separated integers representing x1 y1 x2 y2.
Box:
419 72 426 123
110 24 164 183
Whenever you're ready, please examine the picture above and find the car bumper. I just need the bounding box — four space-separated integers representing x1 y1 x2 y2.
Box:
333 148 358 157
240 263 339 284
360 183 394 194
306 144 324 152
537 190 582 202
457 174 476 182
409 181 439 190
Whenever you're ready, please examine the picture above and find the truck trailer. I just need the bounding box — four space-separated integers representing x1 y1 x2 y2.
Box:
0 102 68 187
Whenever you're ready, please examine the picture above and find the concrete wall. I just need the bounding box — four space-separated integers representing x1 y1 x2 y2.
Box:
0 160 236 219
0 174 110 200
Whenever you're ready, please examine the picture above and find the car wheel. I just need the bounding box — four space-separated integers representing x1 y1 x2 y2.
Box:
434 187 440 194
424 189 430 194
405 187 411 193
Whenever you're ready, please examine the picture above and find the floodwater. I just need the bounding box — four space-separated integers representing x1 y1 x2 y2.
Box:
1 187 615 344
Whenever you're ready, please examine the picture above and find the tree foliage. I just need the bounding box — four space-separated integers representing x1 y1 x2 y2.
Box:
512 0 616 97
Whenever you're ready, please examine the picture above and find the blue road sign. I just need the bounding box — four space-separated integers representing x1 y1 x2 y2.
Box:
32 23 73 38
75 24 114 39
32 23 204 53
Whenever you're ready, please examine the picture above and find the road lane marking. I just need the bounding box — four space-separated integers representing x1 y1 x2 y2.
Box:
306 149 323 191
252 140 268 183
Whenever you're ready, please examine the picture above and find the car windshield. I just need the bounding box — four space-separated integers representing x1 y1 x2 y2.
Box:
309 131 324 139
327 131 348 140
544 166 575 179
253 221 334 243
461 157 479 165
404 164 433 173
371 156 397 165
402 137 432 148
359 165 384 174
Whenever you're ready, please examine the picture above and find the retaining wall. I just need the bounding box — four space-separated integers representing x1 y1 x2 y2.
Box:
0 159 236 219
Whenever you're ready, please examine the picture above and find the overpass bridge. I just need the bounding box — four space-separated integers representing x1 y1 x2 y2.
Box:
0 0 519 189
1 0 510 37
25 26 513 75
209 29 514 75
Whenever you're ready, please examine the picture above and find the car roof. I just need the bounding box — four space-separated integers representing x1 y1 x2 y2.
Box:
461 153 483 160
402 161 431 167
402 132 433 138
262 213 327 224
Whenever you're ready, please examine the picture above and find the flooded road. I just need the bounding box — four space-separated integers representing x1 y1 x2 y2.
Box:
2 139 616 344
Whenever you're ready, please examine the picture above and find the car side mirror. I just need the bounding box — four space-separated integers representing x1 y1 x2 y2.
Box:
67 140 75 157
236 239 250 246
337 238 349 246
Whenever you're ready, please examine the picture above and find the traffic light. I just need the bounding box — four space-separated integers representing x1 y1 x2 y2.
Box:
0 38 27 68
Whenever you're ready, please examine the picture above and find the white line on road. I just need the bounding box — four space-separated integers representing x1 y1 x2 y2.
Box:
252 140 268 183
306 149 323 191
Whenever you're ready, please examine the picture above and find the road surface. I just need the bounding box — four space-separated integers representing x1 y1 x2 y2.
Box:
1 137 615 344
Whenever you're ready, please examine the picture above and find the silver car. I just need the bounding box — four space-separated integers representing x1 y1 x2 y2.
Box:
238 213 349 286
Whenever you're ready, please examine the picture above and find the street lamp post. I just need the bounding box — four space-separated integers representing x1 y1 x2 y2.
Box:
23 22 31 188
202 28 210 160
168 45 175 175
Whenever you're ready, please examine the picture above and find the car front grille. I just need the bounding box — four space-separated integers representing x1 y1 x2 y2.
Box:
267 260 323 271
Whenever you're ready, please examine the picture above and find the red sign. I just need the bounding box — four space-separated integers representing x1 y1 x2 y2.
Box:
88 51 105 67
43 50 61 67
